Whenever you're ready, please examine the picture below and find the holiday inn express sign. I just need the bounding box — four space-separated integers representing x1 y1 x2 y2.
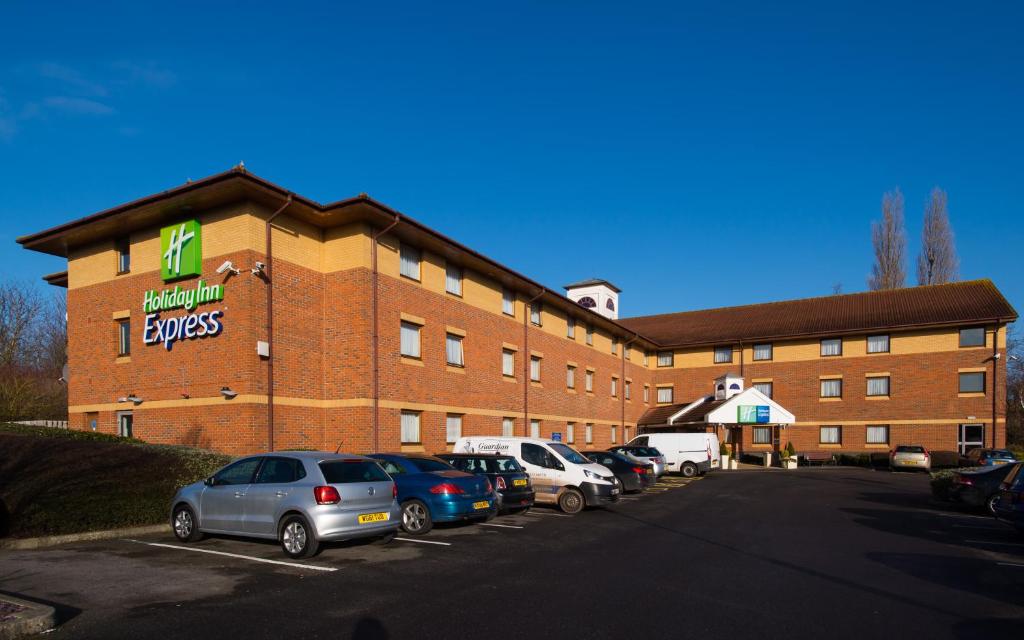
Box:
143 220 225 350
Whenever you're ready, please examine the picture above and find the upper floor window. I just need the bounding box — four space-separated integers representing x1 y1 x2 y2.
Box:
959 327 985 348
502 289 515 316
566 317 576 339
585 370 594 392
502 349 515 377
643 351 649 367
820 338 842 357
867 334 890 353
625 380 631 400
445 334 464 367
117 319 130 356
400 321 421 358
116 238 130 274
530 303 542 326
657 387 673 403
753 381 773 398
753 344 772 361
586 325 594 346
624 344 631 359
866 376 890 397
611 339 618 355
445 263 462 296
657 351 674 367
959 371 985 394
566 365 576 389
577 296 596 309
606 299 615 312
714 346 733 364
820 379 842 398
399 244 421 280
611 377 618 397
643 384 650 403
530 356 542 382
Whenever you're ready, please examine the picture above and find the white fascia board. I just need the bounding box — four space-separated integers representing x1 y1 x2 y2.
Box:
704 388 795 424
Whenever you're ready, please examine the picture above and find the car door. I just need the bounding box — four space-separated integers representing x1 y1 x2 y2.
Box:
521 443 559 500
243 457 306 536
200 457 263 533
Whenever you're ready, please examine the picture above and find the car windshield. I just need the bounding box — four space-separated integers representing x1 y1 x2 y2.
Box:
896 446 926 453
627 447 661 457
448 456 523 473
319 460 391 483
548 443 590 465
411 458 457 473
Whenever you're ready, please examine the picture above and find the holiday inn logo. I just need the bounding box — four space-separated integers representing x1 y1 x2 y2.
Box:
161 220 202 281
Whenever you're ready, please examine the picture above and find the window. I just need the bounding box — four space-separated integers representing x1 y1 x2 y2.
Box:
577 296 596 309
657 351 674 367
959 327 985 347
585 423 593 444
502 417 514 437
606 299 615 312
502 289 515 315
116 238 130 273
567 316 575 339
446 414 463 443
502 349 515 377
611 377 618 397
257 457 307 484
445 263 462 295
866 376 890 396
753 344 772 361
612 339 618 355
753 427 772 445
445 333 464 366
586 325 594 346
400 411 421 443
643 384 650 403
611 425 617 444
566 423 575 443
866 425 889 445
530 356 541 382
820 338 842 357
530 303 542 326
657 387 673 403
820 426 842 445
753 381 773 398
399 244 421 280
820 379 842 398
623 426 630 442
643 351 649 367
320 460 389 483
714 346 732 363
959 372 985 394
625 380 631 400
400 321 421 358
530 419 540 438
214 458 262 485
867 334 889 353
566 365 576 389
585 370 594 392
117 319 130 356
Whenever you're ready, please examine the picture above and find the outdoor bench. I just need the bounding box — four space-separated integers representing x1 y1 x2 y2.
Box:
800 451 835 466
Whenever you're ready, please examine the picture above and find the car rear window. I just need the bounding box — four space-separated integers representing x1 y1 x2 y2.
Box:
989 449 1013 458
627 447 661 457
895 446 925 453
450 457 523 473
410 458 456 473
319 460 391 484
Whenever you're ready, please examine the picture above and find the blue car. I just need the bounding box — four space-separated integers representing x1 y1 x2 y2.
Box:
369 453 497 535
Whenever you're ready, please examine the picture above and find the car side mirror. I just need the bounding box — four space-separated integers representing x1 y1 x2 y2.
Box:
204 477 216 486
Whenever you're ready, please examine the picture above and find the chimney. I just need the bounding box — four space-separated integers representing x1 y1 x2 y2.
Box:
564 279 621 320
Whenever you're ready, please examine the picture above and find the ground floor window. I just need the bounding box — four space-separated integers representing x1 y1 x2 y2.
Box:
566 422 575 443
530 419 540 438
866 424 889 445
446 414 462 443
820 425 842 444
117 411 133 438
610 425 617 444
401 411 420 443
752 426 771 444
502 417 514 437
585 423 593 444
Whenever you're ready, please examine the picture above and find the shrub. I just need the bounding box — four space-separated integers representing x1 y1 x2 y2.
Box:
719 442 730 456
782 441 796 459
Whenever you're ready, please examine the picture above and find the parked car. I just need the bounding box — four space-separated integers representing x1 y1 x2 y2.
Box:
435 453 535 513
962 448 1019 468
994 462 1024 533
453 436 619 514
890 445 931 472
170 452 400 559
626 433 720 477
949 464 1017 514
368 453 497 535
582 451 654 493
609 445 666 476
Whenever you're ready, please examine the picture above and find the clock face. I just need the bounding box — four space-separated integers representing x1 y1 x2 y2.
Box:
577 296 596 309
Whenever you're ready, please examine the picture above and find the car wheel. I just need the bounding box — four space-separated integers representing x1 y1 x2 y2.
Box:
280 514 320 559
680 462 698 478
986 494 1000 516
401 500 433 535
558 488 585 514
372 531 396 545
171 504 204 543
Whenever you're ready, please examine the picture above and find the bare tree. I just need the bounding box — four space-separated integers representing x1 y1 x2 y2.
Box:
916 187 959 285
831 282 843 295
1008 327 1024 446
868 189 907 290
0 282 67 422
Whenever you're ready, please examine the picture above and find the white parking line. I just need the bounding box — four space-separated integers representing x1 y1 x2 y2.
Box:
523 510 572 518
479 523 524 529
952 524 1010 531
964 540 1024 547
394 537 452 546
124 539 337 572
997 562 1024 568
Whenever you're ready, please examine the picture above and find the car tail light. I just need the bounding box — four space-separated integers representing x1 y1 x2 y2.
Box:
954 475 973 486
632 467 646 475
392 484 398 499
923 450 930 460
430 483 465 495
485 479 493 493
496 476 507 490
314 486 341 505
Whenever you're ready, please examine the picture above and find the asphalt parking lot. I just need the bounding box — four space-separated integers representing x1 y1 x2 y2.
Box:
2 469 1022 639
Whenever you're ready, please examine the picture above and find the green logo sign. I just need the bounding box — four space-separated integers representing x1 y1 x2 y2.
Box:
738 405 770 423
160 220 202 281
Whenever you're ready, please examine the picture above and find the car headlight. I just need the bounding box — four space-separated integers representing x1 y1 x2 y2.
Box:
583 469 597 480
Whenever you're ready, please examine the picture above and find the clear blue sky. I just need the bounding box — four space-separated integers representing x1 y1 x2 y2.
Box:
1 1 1021 319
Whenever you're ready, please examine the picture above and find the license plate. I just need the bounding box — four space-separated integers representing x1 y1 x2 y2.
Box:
358 512 389 524
513 479 528 487
611 488 620 495
904 461 918 465
473 500 490 510
994 460 1007 465
646 469 654 475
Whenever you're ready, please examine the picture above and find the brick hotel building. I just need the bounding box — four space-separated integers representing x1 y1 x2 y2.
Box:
18 168 1017 457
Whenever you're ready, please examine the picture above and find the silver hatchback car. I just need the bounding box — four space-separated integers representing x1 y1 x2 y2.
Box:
890 445 932 472
170 452 401 558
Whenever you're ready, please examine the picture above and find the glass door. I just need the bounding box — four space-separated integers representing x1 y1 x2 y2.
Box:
117 411 134 438
957 424 984 455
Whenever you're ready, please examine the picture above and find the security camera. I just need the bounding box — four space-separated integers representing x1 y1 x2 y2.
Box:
216 260 240 275
220 386 238 399
254 261 265 271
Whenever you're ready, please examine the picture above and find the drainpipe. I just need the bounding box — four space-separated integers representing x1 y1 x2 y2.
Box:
371 214 401 452
523 289 545 436
622 333 639 438
738 340 744 377
264 194 293 452
992 324 999 448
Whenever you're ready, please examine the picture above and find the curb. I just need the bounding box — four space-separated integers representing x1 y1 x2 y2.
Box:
0 594 56 640
0 524 170 550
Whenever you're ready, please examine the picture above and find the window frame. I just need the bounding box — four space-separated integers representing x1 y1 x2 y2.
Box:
611 376 618 397
530 355 541 382
752 343 772 361
753 381 773 399
501 349 515 377
819 425 842 445
399 244 421 281
530 419 540 438
566 422 575 443
502 417 514 437
116 237 131 274
611 339 618 355
625 380 631 400
752 426 772 445
444 263 463 296
566 365 576 389
566 316 575 339
586 325 594 346
445 414 463 444
585 423 594 444
958 371 986 394
866 334 890 354
643 384 650 403
820 338 843 357
866 376 890 397
657 351 674 367
866 424 889 445
529 303 542 326
959 327 986 348
657 386 673 404
445 333 464 367
400 410 421 444
116 318 131 357
820 378 843 398
713 346 733 364
502 289 515 316
400 321 421 358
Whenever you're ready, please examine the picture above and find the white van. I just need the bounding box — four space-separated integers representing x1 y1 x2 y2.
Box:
453 436 620 513
626 433 720 477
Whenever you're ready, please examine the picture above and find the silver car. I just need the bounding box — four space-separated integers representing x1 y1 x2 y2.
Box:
890 445 932 472
170 452 401 558
610 446 667 477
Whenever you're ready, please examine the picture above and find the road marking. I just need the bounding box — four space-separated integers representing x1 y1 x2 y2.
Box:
964 540 1024 547
952 524 1009 531
927 511 997 521
997 562 1024 568
124 539 337 572
479 523 524 529
523 510 572 517
394 537 452 546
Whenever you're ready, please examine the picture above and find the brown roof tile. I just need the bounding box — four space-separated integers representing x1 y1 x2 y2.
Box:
638 397 727 426
620 280 1017 347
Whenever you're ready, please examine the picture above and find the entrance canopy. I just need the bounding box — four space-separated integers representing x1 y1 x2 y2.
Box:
638 387 794 431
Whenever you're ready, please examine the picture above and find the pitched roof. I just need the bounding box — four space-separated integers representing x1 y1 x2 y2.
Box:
564 278 621 293
638 397 728 426
619 280 1017 347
